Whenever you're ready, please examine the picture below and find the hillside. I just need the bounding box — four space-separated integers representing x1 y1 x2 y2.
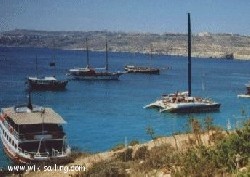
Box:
1 30 250 60
3 118 250 177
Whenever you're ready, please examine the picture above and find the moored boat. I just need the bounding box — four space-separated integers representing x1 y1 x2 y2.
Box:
27 76 68 90
68 39 124 80
124 65 160 74
27 54 68 91
144 13 220 113
237 82 250 98
246 83 250 94
0 93 71 164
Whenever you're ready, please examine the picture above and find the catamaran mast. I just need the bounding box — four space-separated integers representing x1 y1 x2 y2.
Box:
105 39 109 72
188 13 192 97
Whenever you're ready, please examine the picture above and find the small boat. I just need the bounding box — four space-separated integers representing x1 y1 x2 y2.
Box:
124 45 160 74
247 83 250 94
237 82 250 98
0 92 71 164
144 13 220 113
68 39 124 80
27 55 68 91
124 65 160 74
27 76 68 91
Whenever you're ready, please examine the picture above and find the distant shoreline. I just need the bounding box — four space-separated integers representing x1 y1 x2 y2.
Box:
1 29 250 60
2 45 250 61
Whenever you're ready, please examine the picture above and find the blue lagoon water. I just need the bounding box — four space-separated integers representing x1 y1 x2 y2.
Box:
0 47 250 167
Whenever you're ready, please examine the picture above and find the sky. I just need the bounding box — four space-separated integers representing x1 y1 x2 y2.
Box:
0 0 250 35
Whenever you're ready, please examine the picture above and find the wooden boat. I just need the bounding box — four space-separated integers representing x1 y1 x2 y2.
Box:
27 76 68 91
27 55 68 91
68 39 124 80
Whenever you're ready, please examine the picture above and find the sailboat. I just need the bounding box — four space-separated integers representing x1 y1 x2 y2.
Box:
27 54 68 91
144 13 220 113
68 38 124 80
124 44 160 74
237 82 250 98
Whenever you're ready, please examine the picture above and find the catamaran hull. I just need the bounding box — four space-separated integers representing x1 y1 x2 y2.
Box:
144 100 165 109
161 104 221 113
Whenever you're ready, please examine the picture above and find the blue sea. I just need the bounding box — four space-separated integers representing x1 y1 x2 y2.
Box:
0 47 249 168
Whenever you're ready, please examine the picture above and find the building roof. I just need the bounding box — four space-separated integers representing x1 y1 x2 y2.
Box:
2 106 66 125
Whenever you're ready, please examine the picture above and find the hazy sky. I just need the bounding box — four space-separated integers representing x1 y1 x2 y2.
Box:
0 0 250 35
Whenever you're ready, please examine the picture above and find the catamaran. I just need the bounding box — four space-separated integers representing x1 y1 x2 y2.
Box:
144 13 220 113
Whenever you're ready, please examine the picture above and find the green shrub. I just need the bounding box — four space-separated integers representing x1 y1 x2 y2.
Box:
134 146 149 161
116 148 133 162
112 143 125 151
129 140 139 146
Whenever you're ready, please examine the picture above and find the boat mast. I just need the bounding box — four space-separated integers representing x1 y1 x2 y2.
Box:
150 44 153 60
86 38 90 68
27 90 33 110
35 55 38 77
150 44 154 67
105 39 109 72
188 13 192 97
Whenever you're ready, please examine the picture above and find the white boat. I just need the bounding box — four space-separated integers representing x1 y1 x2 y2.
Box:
238 94 250 98
144 13 220 113
0 93 71 164
237 82 250 98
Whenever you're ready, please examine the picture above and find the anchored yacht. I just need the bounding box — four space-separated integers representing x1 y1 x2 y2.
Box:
144 13 220 113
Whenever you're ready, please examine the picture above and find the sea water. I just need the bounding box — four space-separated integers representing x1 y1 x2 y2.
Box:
0 47 249 168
